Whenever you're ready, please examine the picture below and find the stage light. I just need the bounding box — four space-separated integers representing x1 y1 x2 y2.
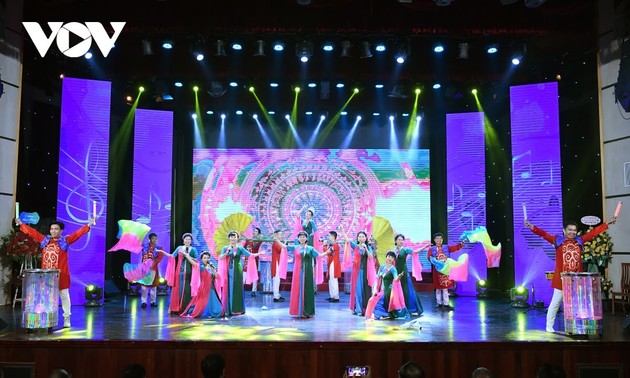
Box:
458 42 469 59
360 41 372 58
476 279 489 298
231 42 243 50
373 112 381 116
341 111 348 115
139 86 145 92
320 115 326 120
157 277 169 296
308 82 317 88
340 40 352 57
374 43 386 52
193 86 199 92
434 44 444 53
402 113 410 117
252 114 258 119
84 52 93 59
296 41 313 62
273 42 285 51
322 42 334 51
206 110 214 115
510 285 529 308
512 56 521 65
416 116 421 121
353 88 359 93
305 111 313 115
268 111 275 115
192 114 197 120
394 42 409 63
229 82 238 87
471 88 478 95
235 110 243 115
208 81 226 97
433 83 441 89
389 115 394 121
195 53 204 61
285 114 290 120
356 115 362 121
162 40 173 49
126 95 133 102
487 44 498 54
336 83 345 88
85 284 103 307
375 84 384 89
221 113 226 119
249 86 255 92
415 88 421 94
214 40 227 56
270 83 279 87
142 39 153 56
294 86 301 93
59 73 64 79
174 82 183 87
253 40 265 56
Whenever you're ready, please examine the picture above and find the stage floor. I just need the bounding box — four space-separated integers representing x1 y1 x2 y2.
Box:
1 290 629 343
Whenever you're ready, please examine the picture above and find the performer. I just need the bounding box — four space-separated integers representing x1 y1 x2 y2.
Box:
219 230 264 316
243 227 264 297
427 232 464 311
369 235 380 295
366 251 410 320
343 230 377 316
138 233 164 308
287 231 327 318
525 217 617 332
16 216 96 328
271 230 288 302
391 234 425 316
323 231 341 303
294 205 319 294
165 233 198 314
181 251 223 319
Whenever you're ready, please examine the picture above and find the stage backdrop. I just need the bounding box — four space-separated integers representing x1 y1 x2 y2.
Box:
58 77 110 305
512 82 563 305
446 112 488 296
131 109 174 275
192 148 431 270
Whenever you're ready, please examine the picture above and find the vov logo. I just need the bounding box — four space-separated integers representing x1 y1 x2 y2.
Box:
22 22 126 58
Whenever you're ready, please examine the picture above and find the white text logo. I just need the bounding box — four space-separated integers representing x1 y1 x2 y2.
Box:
22 22 126 58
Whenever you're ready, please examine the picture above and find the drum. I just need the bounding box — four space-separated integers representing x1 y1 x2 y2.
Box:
259 260 272 293
21 269 60 330
561 272 603 335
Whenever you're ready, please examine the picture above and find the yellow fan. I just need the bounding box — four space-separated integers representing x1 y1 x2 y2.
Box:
213 213 254 254
371 216 395 258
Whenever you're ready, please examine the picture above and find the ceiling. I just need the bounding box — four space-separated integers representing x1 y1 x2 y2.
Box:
20 0 599 114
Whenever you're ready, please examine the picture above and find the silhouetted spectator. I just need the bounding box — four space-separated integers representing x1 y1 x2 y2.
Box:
398 361 425 378
48 369 71 378
201 353 225 378
536 363 566 378
122 364 146 378
472 367 493 378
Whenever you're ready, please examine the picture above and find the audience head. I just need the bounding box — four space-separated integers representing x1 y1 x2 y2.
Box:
471 367 493 378
201 353 225 378
536 363 566 378
398 361 424 378
48 369 71 378
122 364 146 378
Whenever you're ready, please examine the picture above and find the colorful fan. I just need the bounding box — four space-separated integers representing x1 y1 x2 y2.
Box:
371 216 395 255
460 226 502 268
429 253 469 281
213 213 254 254
108 220 151 253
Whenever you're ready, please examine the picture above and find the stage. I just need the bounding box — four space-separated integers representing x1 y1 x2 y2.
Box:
1 290 629 378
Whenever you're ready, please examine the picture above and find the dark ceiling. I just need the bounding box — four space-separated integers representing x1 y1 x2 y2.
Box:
20 0 600 114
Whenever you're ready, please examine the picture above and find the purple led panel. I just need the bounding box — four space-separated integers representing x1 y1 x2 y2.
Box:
131 109 174 274
446 112 487 296
511 82 563 305
58 77 110 305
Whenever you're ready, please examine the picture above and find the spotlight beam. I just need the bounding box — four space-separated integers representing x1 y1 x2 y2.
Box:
254 116 274 148
285 116 304 148
314 91 358 148
404 90 420 147
340 117 361 149
249 90 284 145
110 89 142 186
306 116 326 148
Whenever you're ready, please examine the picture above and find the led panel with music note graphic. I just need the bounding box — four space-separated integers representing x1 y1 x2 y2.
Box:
446 112 487 296
131 109 174 274
58 77 110 305
192 149 431 271
511 82 563 304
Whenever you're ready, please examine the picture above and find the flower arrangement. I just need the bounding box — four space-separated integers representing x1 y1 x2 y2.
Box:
601 278 613 299
0 229 40 267
582 228 614 273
